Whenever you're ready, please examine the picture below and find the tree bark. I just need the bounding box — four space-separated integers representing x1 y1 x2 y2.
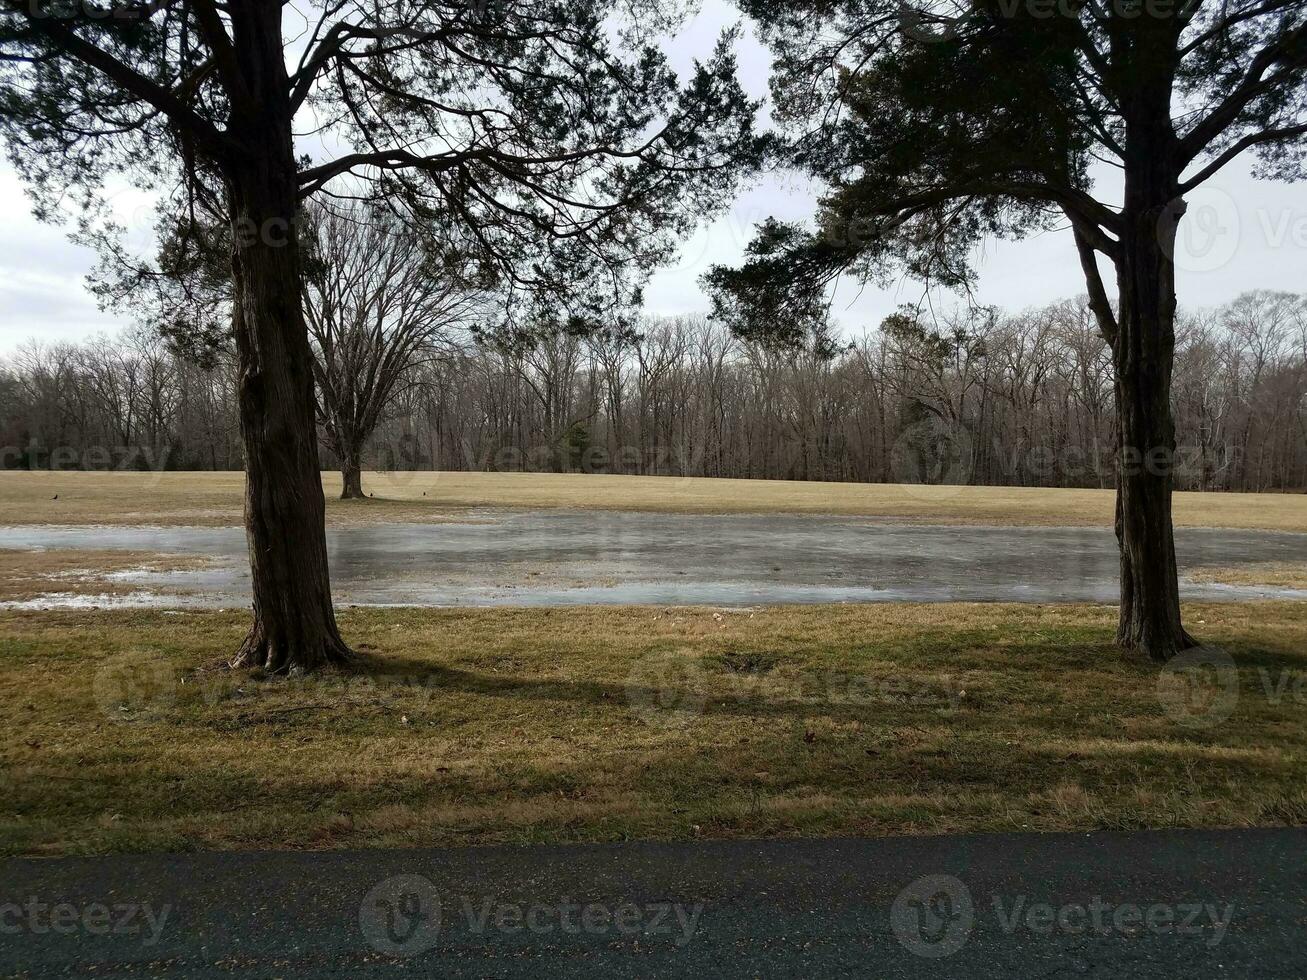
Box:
224 3 351 673
1110 27 1198 661
340 453 365 500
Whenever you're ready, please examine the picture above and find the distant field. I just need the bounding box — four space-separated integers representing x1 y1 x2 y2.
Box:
2 601 1304 856
0 470 1306 531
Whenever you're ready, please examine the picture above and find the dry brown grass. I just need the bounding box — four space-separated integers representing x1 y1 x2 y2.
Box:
1186 562 1307 590
0 549 211 602
1 470 1306 530
1 601 1304 856
0 471 479 527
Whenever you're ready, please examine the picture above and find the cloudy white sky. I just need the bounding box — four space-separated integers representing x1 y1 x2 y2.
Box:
1 0 1304 352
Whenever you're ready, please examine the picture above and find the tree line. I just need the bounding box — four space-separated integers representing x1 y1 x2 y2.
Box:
4 290 1305 495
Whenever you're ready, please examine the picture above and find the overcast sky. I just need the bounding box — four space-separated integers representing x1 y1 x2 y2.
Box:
1 0 1304 353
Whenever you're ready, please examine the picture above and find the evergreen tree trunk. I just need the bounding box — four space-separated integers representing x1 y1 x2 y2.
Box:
1111 28 1197 661
1111 290 1197 660
225 3 351 672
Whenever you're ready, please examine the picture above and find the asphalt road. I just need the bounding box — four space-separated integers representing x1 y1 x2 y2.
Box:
1 829 1303 978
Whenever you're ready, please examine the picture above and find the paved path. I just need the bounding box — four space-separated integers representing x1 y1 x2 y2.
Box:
1 829 1303 977
4 514 1307 608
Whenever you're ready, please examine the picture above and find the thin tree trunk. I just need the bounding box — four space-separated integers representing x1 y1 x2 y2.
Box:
225 4 351 672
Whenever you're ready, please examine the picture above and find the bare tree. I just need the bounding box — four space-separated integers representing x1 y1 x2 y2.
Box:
302 205 484 499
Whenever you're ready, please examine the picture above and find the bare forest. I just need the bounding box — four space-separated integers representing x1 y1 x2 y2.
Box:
3 290 1305 495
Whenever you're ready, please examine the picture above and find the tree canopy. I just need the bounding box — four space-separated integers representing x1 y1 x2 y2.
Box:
1 1 766 325
707 0 1306 345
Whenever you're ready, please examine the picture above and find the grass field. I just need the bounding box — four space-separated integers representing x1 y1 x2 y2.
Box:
1 471 1303 856
1 469 1307 530
2 602 1304 856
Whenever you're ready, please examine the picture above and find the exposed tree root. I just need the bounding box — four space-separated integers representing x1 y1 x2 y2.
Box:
231 621 356 674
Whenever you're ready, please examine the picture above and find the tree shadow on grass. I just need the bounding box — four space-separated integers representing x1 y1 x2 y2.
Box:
196 630 1307 736
310 650 961 728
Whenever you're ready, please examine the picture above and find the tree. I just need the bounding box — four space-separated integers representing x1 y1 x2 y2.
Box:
90 199 486 496
479 319 588 472
707 0 1307 660
0 1 763 672
304 205 485 500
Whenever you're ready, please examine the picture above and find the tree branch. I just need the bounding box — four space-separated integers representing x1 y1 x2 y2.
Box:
3 0 232 157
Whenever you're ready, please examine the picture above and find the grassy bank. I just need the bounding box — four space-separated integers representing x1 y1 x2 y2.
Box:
2 602 1304 856
1 470 1306 530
